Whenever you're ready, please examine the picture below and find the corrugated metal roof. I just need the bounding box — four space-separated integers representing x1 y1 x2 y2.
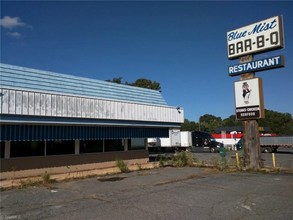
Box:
0 63 167 106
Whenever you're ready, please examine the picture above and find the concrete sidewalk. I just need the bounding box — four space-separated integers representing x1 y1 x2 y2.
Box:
0 159 158 189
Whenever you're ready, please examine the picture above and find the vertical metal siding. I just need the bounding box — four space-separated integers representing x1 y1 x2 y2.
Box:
0 125 169 141
0 88 184 123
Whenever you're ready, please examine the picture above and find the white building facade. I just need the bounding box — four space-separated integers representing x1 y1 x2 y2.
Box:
0 63 184 172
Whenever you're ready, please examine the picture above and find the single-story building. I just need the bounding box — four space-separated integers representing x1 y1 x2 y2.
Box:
0 63 184 172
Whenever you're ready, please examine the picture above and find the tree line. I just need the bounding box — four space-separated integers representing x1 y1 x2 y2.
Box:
182 110 293 135
106 77 161 91
107 77 293 135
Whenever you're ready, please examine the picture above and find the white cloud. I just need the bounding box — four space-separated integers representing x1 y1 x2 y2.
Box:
0 16 32 29
6 32 22 39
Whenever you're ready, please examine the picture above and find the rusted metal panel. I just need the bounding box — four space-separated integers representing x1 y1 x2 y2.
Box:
51 94 56 116
8 90 15 114
2 89 9 113
35 93 41 115
22 91 29 115
56 95 62 116
28 92 34 115
41 93 46 116
15 91 22 114
46 94 52 117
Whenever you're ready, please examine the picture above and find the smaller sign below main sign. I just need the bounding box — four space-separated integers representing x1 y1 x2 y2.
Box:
229 55 285 76
234 78 265 120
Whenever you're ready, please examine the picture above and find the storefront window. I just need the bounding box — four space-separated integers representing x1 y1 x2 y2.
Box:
80 140 103 153
10 141 45 157
46 140 75 155
128 138 146 150
104 139 123 152
0 142 5 158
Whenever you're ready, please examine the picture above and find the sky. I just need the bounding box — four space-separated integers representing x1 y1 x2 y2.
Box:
1 1 292 122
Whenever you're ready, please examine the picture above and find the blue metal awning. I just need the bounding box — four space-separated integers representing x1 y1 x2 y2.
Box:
0 124 169 141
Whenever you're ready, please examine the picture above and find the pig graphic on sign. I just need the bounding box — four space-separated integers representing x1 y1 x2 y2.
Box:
242 82 251 104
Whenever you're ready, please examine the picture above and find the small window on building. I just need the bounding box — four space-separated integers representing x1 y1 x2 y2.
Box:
10 141 45 158
128 138 146 150
104 139 124 152
46 140 75 155
80 140 103 153
0 142 5 158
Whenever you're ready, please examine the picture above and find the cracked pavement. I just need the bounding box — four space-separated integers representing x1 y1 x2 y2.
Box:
1 167 293 220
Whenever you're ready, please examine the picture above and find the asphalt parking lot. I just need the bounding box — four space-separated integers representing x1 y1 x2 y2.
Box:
1 147 292 220
1 166 293 220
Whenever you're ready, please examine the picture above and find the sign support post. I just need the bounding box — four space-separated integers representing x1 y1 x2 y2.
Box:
239 55 263 169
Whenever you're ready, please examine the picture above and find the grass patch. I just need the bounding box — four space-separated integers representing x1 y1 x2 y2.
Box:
19 178 41 189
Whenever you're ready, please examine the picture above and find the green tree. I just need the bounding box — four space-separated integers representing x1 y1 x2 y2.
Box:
106 77 124 84
222 115 242 127
106 77 161 91
129 78 161 91
181 110 292 135
199 114 222 133
181 119 199 131
259 109 293 135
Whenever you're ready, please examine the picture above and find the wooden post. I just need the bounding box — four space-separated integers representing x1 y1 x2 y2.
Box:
239 55 263 169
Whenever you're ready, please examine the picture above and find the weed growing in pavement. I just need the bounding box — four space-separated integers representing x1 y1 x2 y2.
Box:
198 160 207 168
158 151 196 168
19 171 56 188
158 156 170 167
172 151 194 167
116 159 129 173
137 164 143 170
41 171 52 184
217 158 229 171
209 156 220 167
19 178 40 189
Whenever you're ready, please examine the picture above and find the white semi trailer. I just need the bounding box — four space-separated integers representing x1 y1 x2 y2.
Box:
236 136 293 153
147 129 182 152
148 129 223 153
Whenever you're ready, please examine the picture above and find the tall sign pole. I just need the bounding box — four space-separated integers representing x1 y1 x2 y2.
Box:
227 16 284 169
239 55 262 169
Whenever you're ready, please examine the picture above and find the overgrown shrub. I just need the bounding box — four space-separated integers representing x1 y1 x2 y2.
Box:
159 156 170 167
172 151 194 167
116 159 129 173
